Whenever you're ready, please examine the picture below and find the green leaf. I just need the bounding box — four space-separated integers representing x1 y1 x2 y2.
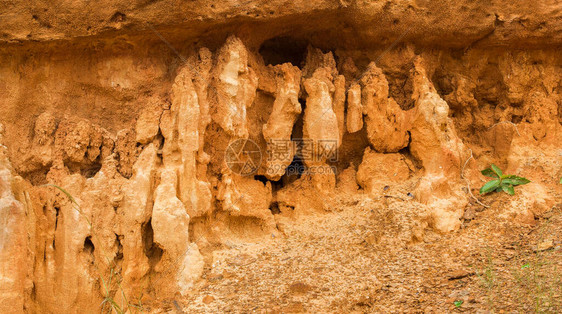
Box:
481 168 498 178
502 175 530 186
454 300 463 307
490 164 503 177
480 179 500 194
521 263 530 269
501 184 515 195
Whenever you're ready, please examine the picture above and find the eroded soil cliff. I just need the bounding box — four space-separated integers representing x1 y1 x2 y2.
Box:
0 1 561 312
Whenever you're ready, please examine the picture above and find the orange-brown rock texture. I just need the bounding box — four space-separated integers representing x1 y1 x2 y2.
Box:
0 0 561 312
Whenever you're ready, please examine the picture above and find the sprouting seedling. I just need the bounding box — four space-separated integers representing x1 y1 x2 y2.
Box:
479 164 530 195
454 300 463 308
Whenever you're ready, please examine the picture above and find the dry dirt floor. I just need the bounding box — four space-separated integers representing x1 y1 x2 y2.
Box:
145 189 561 313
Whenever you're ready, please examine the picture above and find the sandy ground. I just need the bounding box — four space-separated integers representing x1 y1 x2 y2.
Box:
136 189 562 313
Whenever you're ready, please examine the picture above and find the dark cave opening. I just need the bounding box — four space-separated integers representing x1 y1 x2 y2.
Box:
114 233 123 261
54 206 60 231
83 236 95 254
276 99 308 187
81 162 102 178
254 175 269 185
269 201 281 215
65 160 103 179
285 155 306 180
259 36 309 66
262 98 309 194
142 218 164 267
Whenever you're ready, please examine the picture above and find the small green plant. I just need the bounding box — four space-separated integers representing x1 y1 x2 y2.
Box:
475 248 497 310
454 300 463 308
44 184 144 313
479 164 530 195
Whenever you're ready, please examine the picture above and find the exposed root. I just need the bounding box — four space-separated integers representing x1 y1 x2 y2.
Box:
487 121 521 136
461 149 490 208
